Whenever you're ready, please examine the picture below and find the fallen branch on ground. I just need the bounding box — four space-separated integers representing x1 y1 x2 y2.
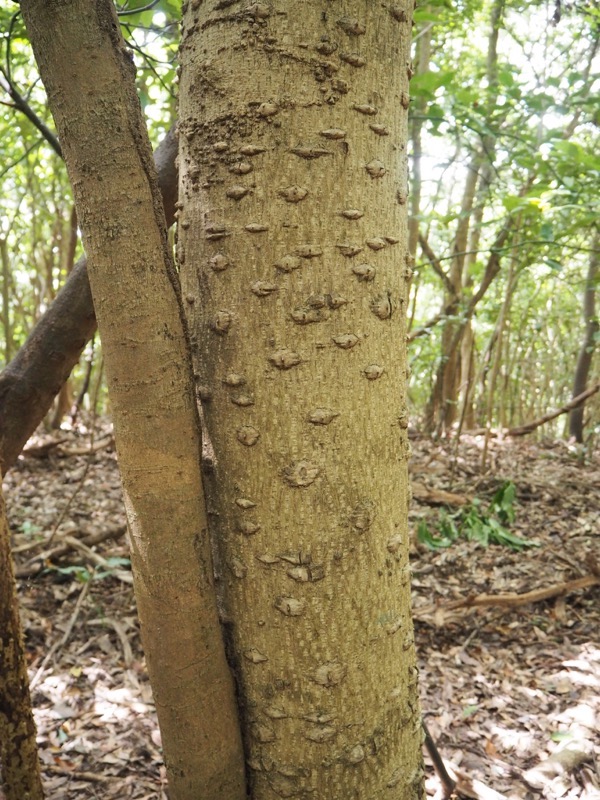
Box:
14 524 127 577
56 434 114 456
21 436 69 458
412 482 471 507
507 383 600 436
414 574 599 620
45 764 110 783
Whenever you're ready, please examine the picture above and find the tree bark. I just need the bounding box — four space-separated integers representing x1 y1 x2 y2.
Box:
179 3 423 798
569 236 599 442
0 126 178 475
0 237 13 365
0 483 44 800
20 3 246 798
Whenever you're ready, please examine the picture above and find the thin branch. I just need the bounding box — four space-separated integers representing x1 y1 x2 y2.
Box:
423 719 456 799
416 238 600 270
5 10 22 83
418 234 455 296
0 69 62 157
29 575 94 691
117 0 161 15
464 221 514 316
14 525 127 577
0 136 44 180
408 302 458 343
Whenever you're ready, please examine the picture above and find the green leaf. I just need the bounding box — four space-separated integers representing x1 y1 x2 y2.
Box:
104 556 131 568
497 67 516 88
413 9 443 23
489 482 516 524
551 731 573 743
19 520 41 536
417 520 455 549
411 70 456 99
49 565 93 582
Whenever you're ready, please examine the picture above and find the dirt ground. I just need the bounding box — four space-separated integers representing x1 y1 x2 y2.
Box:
3 424 599 799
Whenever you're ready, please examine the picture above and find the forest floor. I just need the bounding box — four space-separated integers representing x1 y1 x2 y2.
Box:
3 423 599 800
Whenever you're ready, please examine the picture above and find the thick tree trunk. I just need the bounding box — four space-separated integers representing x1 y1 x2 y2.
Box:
179 3 423 798
20 3 246 798
0 484 44 800
569 239 599 442
0 127 178 475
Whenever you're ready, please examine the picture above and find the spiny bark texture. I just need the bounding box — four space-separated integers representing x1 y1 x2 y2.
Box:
0 127 178 476
0 486 44 800
179 2 422 798
20 2 246 798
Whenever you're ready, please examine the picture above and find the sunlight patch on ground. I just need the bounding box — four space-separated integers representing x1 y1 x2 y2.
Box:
93 685 150 722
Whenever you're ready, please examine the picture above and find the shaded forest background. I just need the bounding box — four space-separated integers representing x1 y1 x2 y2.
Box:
1 0 598 444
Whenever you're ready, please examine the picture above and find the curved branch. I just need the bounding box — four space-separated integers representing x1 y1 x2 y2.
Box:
0 69 62 157
418 234 455 296
508 382 600 437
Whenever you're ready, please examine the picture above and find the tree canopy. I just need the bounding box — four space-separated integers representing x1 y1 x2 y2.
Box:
1 0 598 439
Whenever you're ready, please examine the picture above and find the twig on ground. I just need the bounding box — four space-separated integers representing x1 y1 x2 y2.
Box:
45 764 110 783
414 575 599 620
15 524 126 577
57 434 114 456
423 718 457 799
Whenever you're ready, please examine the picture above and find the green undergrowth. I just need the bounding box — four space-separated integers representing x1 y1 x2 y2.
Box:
417 481 539 552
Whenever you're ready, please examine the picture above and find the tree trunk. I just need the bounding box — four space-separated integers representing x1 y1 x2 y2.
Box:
20 3 246 798
569 237 599 442
179 3 423 798
0 237 13 366
0 483 44 800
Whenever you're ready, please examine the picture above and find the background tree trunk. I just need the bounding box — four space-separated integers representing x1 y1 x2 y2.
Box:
179 2 423 798
20 2 246 798
0 483 44 800
569 235 599 442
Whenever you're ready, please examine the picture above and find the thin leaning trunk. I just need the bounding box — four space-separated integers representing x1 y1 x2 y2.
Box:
0 484 44 800
569 237 599 442
179 2 423 798
20 2 246 798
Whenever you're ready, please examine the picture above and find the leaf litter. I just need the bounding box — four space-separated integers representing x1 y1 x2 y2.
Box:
2 424 598 799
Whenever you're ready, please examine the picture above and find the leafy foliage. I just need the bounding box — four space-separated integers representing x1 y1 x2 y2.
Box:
417 482 539 551
0 0 598 435
49 557 131 583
